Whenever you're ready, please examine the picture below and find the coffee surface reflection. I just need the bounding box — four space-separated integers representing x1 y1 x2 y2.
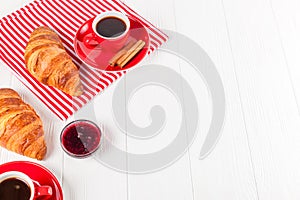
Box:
96 17 127 38
0 178 31 200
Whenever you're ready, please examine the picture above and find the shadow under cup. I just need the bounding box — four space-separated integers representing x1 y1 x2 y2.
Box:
0 171 52 200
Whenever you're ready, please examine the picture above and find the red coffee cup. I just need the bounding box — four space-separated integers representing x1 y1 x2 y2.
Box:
0 171 52 200
84 11 130 51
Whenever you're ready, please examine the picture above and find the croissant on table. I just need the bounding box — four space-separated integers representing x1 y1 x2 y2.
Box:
24 26 83 96
0 88 47 160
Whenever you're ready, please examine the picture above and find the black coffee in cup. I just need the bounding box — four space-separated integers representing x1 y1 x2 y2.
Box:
96 17 127 38
0 178 31 200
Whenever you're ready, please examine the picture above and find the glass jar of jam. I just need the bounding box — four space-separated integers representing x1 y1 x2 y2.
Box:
60 120 101 158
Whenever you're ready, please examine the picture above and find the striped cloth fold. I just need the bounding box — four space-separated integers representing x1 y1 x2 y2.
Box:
0 0 168 120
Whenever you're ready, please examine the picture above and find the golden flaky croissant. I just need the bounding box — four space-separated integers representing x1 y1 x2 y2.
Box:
0 88 47 160
24 26 83 96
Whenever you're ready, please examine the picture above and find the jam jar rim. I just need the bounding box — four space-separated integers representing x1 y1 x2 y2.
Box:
60 119 102 159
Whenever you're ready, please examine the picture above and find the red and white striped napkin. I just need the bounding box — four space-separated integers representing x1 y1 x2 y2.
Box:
0 0 168 120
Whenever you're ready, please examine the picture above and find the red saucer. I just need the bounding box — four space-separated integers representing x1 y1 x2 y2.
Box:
0 161 63 200
74 15 150 72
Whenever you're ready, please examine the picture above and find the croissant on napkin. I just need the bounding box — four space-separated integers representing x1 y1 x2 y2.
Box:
24 26 83 96
0 88 47 160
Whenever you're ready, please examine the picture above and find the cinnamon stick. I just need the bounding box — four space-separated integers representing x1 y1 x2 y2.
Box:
117 40 146 68
109 39 136 66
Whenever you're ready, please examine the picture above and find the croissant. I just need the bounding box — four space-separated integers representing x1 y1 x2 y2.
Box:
0 88 47 160
24 26 83 96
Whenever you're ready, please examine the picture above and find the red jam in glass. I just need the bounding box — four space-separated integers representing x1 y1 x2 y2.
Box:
61 120 101 158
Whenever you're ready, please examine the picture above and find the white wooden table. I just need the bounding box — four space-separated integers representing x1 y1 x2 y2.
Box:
1 0 300 199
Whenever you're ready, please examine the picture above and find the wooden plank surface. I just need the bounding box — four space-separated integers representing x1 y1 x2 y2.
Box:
222 0 300 199
1 0 300 199
123 1 194 200
174 0 259 199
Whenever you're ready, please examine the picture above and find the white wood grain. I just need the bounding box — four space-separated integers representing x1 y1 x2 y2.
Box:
174 0 259 199
1 0 300 199
267 0 300 198
123 1 194 200
22 0 33 5
61 81 129 200
0 0 22 18
222 0 300 199
269 0 300 126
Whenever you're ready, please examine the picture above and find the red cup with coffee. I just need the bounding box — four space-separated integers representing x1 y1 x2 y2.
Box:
84 11 130 51
0 171 52 200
